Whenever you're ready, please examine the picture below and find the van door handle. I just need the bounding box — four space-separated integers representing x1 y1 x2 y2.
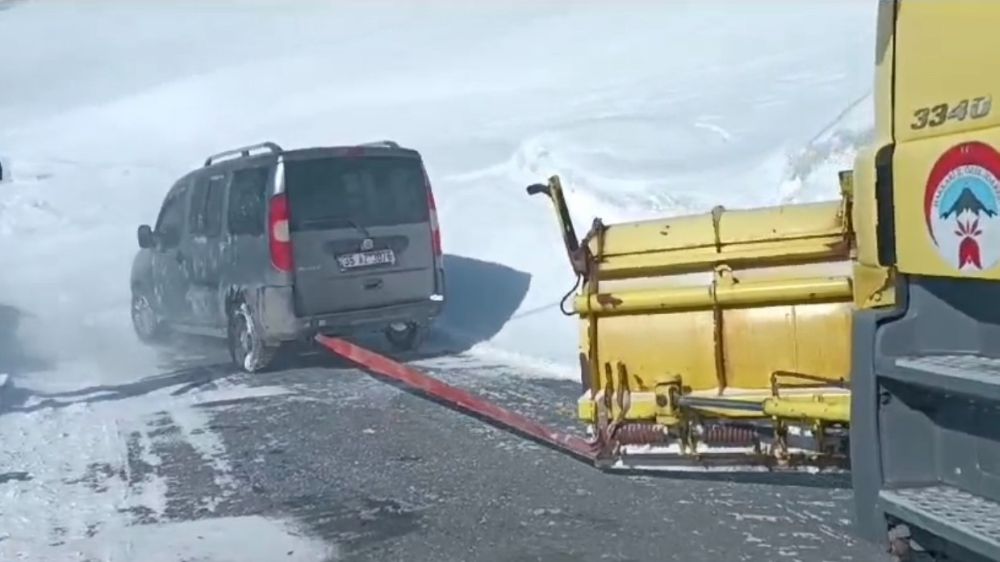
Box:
363 278 383 290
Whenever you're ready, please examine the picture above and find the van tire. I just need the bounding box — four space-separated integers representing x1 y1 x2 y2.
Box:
228 301 278 373
131 289 168 343
384 322 424 352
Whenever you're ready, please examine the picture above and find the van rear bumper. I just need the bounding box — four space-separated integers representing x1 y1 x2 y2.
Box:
257 286 444 342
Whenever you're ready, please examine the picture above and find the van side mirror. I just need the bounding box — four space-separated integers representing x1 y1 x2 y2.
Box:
137 224 154 249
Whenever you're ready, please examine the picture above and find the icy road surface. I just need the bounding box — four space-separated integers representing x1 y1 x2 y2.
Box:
0 1 885 560
1 338 890 561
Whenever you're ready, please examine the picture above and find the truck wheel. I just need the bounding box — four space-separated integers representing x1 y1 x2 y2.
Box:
384 322 424 352
131 290 167 343
227 301 277 373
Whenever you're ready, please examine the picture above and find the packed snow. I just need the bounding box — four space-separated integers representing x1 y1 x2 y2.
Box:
0 1 876 560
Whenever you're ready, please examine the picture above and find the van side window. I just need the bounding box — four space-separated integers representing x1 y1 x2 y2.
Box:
228 167 269 236
154 184 188 249
204 175 226 237
190 174 227 238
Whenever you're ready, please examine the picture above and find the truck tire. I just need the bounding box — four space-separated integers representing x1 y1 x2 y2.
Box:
227 301 278 373
131 290 167 343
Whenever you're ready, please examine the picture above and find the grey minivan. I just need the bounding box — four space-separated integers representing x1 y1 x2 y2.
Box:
130 141 446 372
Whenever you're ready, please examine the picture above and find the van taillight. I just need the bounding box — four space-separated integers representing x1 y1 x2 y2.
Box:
424 170 442 258
268 193 294 272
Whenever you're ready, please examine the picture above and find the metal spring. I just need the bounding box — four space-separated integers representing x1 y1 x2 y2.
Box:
700 424 759 447
613 423 669 445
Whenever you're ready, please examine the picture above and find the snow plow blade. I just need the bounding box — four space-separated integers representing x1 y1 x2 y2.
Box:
528 174 876 474
314 335 598 464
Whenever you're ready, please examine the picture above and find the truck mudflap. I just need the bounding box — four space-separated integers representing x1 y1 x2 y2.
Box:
851 276 1000 562
527 174 858 474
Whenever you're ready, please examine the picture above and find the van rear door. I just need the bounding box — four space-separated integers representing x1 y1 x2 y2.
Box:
284 149 436 316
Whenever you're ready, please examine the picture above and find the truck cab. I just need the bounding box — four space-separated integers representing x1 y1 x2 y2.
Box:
849 2 1000 560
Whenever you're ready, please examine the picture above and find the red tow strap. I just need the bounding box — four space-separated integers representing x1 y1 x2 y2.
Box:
314 335 598 463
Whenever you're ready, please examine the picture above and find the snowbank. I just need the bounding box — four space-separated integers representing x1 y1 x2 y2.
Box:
0 374 319 561
779 92 875 203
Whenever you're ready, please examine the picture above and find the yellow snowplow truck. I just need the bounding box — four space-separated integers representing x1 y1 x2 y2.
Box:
529 1 1000 560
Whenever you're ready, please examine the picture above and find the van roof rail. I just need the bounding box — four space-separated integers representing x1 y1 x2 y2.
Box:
204 142 283 167
358 140 400 149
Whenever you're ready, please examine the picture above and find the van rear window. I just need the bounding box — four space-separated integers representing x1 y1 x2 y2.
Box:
284 156 429 231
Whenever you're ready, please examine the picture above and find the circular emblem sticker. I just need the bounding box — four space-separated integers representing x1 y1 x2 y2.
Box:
924 141 1000 272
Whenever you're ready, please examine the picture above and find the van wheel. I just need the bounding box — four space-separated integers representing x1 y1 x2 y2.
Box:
228 301 277 373
131 290 167 343
384 322 424 352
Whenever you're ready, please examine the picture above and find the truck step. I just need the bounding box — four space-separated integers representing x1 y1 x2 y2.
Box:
885 355 1000 401
878 485 1000 561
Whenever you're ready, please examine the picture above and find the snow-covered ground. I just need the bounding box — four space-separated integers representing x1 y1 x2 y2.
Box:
0 1 876 560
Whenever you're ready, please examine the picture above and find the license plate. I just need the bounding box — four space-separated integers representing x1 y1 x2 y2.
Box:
336 249 396 269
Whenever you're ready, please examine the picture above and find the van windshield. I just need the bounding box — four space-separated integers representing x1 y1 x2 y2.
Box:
284 156 429 231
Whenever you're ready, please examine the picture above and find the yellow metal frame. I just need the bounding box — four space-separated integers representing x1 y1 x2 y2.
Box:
531 175 857 468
